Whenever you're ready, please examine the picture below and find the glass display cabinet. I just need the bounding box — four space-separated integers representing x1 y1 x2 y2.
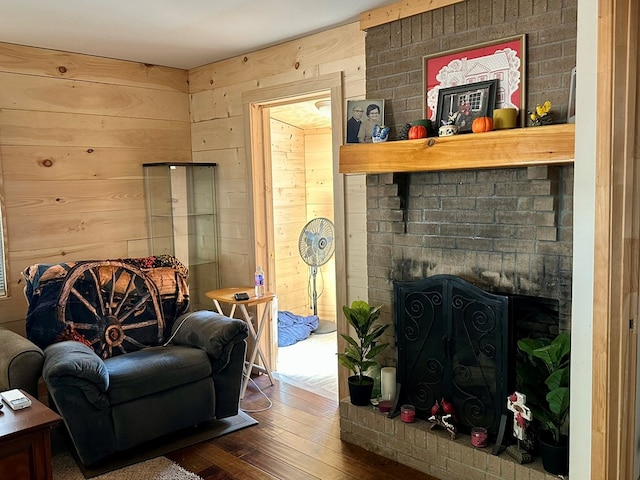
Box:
143 163 219 311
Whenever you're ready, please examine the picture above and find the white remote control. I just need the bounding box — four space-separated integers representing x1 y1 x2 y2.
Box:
1 389 32 410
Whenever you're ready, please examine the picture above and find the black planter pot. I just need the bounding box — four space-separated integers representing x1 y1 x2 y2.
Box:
538 432 569 475
347 375 374 406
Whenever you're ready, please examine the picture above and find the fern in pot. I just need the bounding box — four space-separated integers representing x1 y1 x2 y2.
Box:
517 332 570 475
337 300 389 406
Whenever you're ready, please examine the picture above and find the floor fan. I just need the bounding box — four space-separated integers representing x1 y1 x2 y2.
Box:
298 217 336 333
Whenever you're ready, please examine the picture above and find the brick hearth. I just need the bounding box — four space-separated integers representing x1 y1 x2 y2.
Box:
339 400 561 480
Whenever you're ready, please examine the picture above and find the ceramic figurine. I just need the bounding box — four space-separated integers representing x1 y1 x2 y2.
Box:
438 124 458 137
372 124 390 143
439 110 460 137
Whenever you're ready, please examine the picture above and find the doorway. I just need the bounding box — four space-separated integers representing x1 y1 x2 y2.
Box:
268 98 338 399
242 73 347 400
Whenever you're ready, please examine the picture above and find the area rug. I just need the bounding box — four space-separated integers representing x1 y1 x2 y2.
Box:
53 452 202 480
53 411 257 479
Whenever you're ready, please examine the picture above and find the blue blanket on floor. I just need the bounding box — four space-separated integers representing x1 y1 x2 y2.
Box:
277 311 319 347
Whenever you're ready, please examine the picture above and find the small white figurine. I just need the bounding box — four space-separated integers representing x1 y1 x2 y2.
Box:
506 391 533 463
507 391 532 442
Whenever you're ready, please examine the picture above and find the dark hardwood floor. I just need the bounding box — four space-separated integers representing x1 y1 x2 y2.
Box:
167 374 440 480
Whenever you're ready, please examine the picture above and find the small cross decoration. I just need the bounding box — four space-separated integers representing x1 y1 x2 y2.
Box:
505 391 534 464
507 391 532 442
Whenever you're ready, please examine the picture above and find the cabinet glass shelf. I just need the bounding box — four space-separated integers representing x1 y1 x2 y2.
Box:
143 163 220 311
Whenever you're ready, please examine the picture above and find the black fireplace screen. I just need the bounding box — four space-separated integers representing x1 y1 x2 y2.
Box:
393 274 513 437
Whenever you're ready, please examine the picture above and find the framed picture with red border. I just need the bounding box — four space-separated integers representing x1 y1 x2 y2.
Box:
423 35 526 127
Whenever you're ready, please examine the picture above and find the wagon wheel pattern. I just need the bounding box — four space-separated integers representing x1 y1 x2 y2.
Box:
56 261 166 358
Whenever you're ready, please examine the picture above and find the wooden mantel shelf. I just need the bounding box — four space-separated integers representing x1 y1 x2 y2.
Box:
339 124 575 174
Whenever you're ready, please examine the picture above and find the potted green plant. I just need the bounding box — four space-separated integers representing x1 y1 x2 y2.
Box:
337 300 390 406
516 332 570 475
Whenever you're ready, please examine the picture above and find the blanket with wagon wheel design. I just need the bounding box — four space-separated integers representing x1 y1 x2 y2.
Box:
23 255 189 358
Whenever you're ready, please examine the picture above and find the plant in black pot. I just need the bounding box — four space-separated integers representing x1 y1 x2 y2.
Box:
337 300 389 406
517 332 570 475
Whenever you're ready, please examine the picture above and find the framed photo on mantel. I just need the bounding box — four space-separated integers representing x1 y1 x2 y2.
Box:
435 79 498 134
346 99 384 144
423 35 526 127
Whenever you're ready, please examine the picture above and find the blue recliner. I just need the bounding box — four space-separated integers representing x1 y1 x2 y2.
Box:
23 256 248 466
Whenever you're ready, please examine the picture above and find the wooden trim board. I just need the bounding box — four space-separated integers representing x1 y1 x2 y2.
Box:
339 124 574 174
359 0 465 30
591 0 639 478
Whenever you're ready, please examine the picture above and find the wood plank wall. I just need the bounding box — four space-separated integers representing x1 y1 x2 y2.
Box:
304 129 336 322
270 122 336 322
271 118 309 315
0 22 368 374
188 22 367 309
0 42 191 333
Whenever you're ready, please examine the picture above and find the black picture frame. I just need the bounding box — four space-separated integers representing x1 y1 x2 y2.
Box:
435 79 498 134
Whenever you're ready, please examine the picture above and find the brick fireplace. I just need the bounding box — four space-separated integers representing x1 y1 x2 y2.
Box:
368 165 572 350
339 165 572 480
339 3 577 478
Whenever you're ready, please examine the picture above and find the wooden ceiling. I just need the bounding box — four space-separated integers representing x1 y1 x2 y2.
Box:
270 99 332 131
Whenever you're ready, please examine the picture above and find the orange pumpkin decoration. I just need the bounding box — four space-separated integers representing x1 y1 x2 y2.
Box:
472 117 494 133
408 125 428 140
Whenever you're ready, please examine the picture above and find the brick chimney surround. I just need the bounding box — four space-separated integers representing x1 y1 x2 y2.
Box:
339 2 576 480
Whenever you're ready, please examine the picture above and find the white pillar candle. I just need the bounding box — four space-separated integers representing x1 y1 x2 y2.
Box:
380 367 396 401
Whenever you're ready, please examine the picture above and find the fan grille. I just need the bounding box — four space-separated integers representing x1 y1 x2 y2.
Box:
298 217 335 267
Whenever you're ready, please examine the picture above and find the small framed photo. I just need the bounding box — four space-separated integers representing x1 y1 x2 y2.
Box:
346 99 384 143
435 79 498 133
567 67 576 124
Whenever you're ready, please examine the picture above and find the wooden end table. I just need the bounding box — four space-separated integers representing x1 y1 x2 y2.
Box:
0 390 62 480
205 287 276 398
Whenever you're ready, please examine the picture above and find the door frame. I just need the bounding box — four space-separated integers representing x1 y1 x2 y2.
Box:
590 0 639 478
242 73 347 398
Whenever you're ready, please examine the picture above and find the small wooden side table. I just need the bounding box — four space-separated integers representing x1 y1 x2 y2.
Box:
205 287 276 399
0 390 62 480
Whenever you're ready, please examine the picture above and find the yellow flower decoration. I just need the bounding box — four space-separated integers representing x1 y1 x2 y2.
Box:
536 101 551 117
529 100 552 126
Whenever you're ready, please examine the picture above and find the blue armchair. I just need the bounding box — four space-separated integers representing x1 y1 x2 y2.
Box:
23 256 248 466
